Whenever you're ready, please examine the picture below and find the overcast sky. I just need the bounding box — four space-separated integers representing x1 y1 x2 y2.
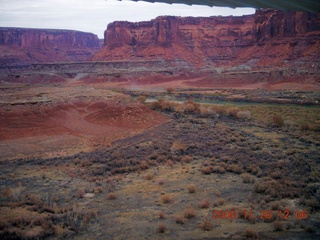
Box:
0 0 255 38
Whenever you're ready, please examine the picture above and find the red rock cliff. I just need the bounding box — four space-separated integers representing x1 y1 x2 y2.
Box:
0 28 100 65
0 28 99 48
105 15 254 48
94 10 320 68
253 9 320 41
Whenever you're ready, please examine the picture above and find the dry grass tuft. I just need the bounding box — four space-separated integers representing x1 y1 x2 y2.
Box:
198 199 210 209
199 218 213 231
157 223 166 233
181 155 193 163
237 110 251 119
144 173 154 180
174 215 186 224
161 195 173 204
201 166 212 175
77 189 85 198
107 192 116 200
183 206 196 219
158 211 165 219
214 190 221 197
241 173 255 184
187 184 196 193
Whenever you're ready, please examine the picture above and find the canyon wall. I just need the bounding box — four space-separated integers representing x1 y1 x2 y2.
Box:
0 28 100 65
104 15 255 48
253 10 320 41
0 28 99 48
94 9 320 69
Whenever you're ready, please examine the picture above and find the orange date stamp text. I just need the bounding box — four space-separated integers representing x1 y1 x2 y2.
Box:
212 209 308 220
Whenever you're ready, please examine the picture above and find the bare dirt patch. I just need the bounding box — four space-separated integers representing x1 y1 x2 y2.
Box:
0 83 168 160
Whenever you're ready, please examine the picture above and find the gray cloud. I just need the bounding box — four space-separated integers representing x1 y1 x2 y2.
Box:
0 0 255 38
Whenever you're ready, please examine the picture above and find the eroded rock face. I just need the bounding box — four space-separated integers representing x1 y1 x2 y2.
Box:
253 10 320 41
0 28 99 48
95 9 320 68
105 15 255 48
0 28 100 65
98 14 255 63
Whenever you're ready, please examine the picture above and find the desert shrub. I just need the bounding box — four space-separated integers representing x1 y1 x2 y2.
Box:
144 173 154 180
181 155 193 163
175 104 186 114
229 164 243 174
161 195 173 204
140 160 149 170
273 221 284 231
136 95 146 103
247 165 261 175
157 223 166 233
77 189 86 198
217 198 225 205
303 225 315 233
174 215 186 224
158 180 165 185
159 100 175 112
237 110 251 119
270 168 282 179
210 105 226 115
241 173 255 183
95 186 103 193
207 106 217 117
158 211 165 219
199 106 209 117
243 228 258 239
218 166 226 174
0 194 97 239
226 107 240 118
166 160 174 168
199 218 213 231
1 187 12 199
300 122 310 130
166 87 174 94
304 198 319 210
183 101 200 114
150 100 162 110
198 199 210 209
183 206 196 219
254 181 268 194
187 184 196 193
272 114 284 127
201 166 212 175
214 190 221 197
107 192 116 200
171 141 187 154
301 122 319 131
270 201 283 211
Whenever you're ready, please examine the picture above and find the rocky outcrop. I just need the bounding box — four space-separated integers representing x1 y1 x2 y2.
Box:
0 28 100 65
94 9 320 69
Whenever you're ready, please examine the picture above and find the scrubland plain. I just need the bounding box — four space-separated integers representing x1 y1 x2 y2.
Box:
0 82 319 239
